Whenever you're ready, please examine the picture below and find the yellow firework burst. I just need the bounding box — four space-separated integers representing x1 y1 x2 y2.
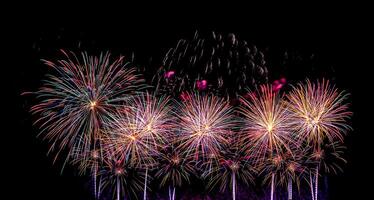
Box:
285 79 352 147
239 85 293 163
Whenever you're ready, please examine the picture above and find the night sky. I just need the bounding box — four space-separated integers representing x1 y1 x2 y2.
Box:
5 7 370 200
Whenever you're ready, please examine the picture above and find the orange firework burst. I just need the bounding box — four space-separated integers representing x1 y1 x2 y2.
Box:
176 92 237 161
285 79 352 147
239 85 293 163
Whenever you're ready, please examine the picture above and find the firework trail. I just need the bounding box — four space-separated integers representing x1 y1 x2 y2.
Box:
204 144 255 200
285 79 351 200
99 149 143 200
152 31 268 97
239 84 293 162
306 141 347 200
238 84 294 200
71 141 103 198
155 145 196 200
129 93 175 200
175 92 237 162
29 50 144 168
104 92 175 199
258 146 307 200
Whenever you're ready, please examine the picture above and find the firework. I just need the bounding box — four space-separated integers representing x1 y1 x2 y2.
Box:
285 79 351 200
205 146 255 200
128 93 175 151
239 84 293 163
155 145 196 200
99 151 143 200
30 50 144 165
103 92 175 200
176 92 237 162
306 141 347 200
285 79 352 147
70 140 103 198
258 146 307 200
26 43 354 199
238 84 293 200
103 94 173 166
308 141 346 175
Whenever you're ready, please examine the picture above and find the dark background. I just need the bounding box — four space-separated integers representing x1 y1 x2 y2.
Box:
5 6 371 200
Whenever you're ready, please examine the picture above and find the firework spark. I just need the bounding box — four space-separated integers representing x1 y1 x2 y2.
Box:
30 50 144 164
176 92 237 161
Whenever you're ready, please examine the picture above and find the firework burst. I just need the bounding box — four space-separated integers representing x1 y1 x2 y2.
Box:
102 92 175 200
205 146 255 200
285 79 352 147
308 141 347 175
155 145 196 200
29 50 144 164
70 134 103 175
285 79 351 200
239 85 294 200
103 92 173 168
239 84 293 163
99 152 143 200
305 141 347 200
128 93 175 151
258 146 307 200
176 92 237 162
